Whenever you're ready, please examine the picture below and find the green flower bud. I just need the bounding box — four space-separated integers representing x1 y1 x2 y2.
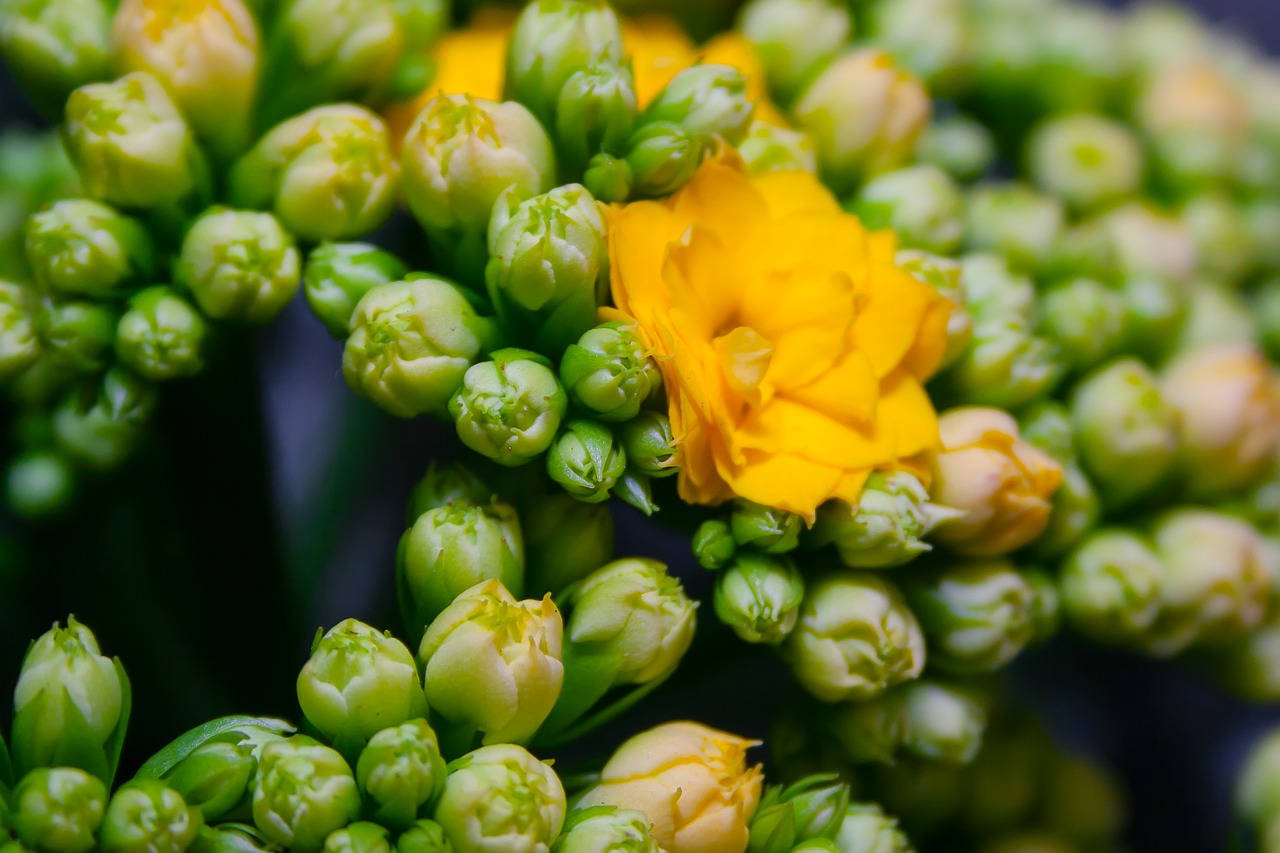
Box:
8 352 76 409
37 298 117 374
615 412 674 479
251 738 361 853
175 207 300 324
1174 280 1258 357
395 820 451 853
486 184 607 356
1239 730 1280 830
958 253 1035 325
751 774 851 853
1180 192 1255 282
322 822 391 853
737 0 852 103
1031 461 1100 561
419 581 563 746
808 471 959 569
6 451 75 520
1061 529 1164 645
228 105 398 242
547 420 626 502
896 251 971 369
1017 400 1074 461
99 781 201 853
738 120 817 176
642 65 755 147
356 721 446 831
1216 603 1280 702
851 166 964 255
24 200 154 298
824 691 906 766
786 572 925 702
523 493 614 597
915 114 995 184
583 152 633 205
1034 278 1127 374
1038 755 1125 848
115 286 206 381
397 498 524 637
345 277 496 419
560 323 660 422
964 183 1065 274
793 50 930 194
566 558 696 685
1026 114 1142 214
304 242 408 339
433 744 565 853
1144 509 1271 656
401 95 555 271
555 62 638 176
163 740 259 822
895 679 988 764
865 0 968 91
450 351 568 466
0 280 40 381
52 367 156 470
834 804 912 853
1118 274 1187 364
693 520 736 571
623 122 707 200
1070 358 1177 510
504 0 624 127
943 320 1062 410
297 619 428 749
406 461 491 522
903 559 1036 674
0 0 111 116
188 823 278 853
731 500 803 554
790 840 840 853
8 767 107 853
552 806 660 853
63 72 210 212
714 553 804 645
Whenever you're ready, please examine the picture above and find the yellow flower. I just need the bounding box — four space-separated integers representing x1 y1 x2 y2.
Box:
608 155 951 519
576 721 763 853
927 407 1064 557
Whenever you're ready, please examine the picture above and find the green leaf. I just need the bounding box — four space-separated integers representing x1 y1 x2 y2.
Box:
134 716 295 781
104 657 131 787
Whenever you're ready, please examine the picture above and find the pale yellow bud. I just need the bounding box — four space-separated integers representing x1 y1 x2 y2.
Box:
577 722 763 853
928 407 1064 557
1138 60 1250 140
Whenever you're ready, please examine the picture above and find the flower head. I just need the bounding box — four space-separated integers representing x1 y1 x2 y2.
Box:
608 157 949 520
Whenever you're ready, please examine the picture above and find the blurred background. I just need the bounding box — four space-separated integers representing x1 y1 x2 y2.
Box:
0 1 1277 850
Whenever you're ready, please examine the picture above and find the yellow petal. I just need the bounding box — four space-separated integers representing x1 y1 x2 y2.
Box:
607 200 682 321
751 169 843 219
785 348 880 425
852 264 948 378
876 371 940 459
723 450 846 520
667 156 770 242
735 398 897 470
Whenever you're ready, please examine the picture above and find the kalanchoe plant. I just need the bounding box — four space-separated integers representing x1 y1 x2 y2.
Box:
714 552 805 646
560 322 661 423
304 243 409 339
251 737 361 853
433 744 566 853
449 349 568 466
24 199 155 299
355 720 447 831
174 207 301 325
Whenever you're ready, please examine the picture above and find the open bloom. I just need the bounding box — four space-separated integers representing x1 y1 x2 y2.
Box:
608 156 949 518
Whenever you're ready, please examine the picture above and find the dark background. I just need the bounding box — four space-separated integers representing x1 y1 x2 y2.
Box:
0 2 1278 851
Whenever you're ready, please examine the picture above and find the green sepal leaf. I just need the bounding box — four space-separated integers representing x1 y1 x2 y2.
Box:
134 716 295 781
104 658 131 787
611 470 657 516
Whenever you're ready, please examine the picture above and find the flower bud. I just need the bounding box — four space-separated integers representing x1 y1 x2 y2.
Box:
1215 605 1280 703
583 152 634 205
297 619 427 750
809 471 959 569
52 367 156 469
187 823 279 853
1035 278 1127 374
552 807 662 853
642 65 755 148
834 804 912 853
405 461 492 522
749 774 850 853
560 322 661 423
162 728 279 823
8 767 107 853
714 553 804 646
397 497 524 636
1060 529 1164 645
6 451 76 520
555 62 638 176
1175 279 1258 356
63 72 210 212
1031 461 1100 561
450 351 568 466
344 278 496 420
693 520 737 571
786 572 924 702
252 738 361 853
737 0 852 103
401 95 555 270
959 253 1035 326
486 185 607 355
1144 509 1271 655
99 781 201 853
577 722 763 853
0 281 40 382
793 50 930 194
175 207 300 324
1140 62 1248 193
1117 274 1187 365
904 560 1036 674
624 122 707 200
1026 113 1142 214
322 822 390 853
895 679 988 764
616 412 675 479
228 105 398 242
304 242 408 339
419 580 563 746
110 0 260 160
916 114 995 184
928 407 1063 557
1180 192 1256 282
395 820 451 853
37 298 117 374
964 183 1065 275
547 420 626 502
942 320 1062 410
1070 358 1177 510
851 166 964 255
866 0 969 91
0 0 112 116
1103 202 1198 285
356 721 446 831
897 251 971 369
24 199 154 298
434 744 565 853
523 493 614 596
115 286 206 381
1162 345 1280 499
